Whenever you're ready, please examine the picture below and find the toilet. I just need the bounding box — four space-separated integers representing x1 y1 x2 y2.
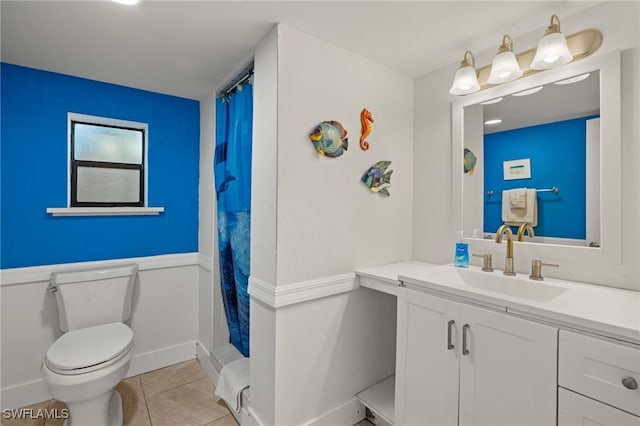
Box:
42 264 138 426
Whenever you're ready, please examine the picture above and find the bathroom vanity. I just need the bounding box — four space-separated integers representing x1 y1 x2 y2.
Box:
355 261 640 426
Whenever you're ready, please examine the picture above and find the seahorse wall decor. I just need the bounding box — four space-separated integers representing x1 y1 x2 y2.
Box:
359 108 374 151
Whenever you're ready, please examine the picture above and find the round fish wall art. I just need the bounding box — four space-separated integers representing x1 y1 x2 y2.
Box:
362 160 393 196
464 148 477 174
308 120 349 158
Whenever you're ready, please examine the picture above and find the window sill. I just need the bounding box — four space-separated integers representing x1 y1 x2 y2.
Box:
46 207 165 217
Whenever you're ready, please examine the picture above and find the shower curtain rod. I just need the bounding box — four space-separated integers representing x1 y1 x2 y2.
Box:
217 61 254 97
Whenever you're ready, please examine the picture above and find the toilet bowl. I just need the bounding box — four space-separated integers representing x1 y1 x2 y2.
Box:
42 265 138 426
42 322 134 426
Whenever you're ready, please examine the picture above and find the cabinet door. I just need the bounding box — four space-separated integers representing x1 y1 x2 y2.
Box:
559 387 640 426
396 289 460 426
458 304 558 426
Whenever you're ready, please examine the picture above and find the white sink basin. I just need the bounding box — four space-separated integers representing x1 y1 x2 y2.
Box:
419 266 568 303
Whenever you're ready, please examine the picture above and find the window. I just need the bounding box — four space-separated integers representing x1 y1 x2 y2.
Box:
69 114 147 207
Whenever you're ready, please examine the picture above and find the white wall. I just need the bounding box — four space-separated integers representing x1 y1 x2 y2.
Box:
0 254 199 410
199 91 216 355
275 25 413 285
198 88 231 360
274 288 396 425
413 1 640 290
250 24 413 425
250 27 279 425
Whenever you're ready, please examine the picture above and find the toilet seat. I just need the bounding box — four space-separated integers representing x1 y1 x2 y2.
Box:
45 322 133 375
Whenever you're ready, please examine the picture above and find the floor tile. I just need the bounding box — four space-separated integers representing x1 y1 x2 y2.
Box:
204 414 240 426
118 376 145 404
0 401 48 426
146 378 230 426
123 399 151 426
140 359 207 398
43 400 67 426
6 359 234 426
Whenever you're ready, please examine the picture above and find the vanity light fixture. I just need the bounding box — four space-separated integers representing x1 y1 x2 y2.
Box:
484 119 503 125
512 86 544 97
488 35 523 84
554 72 591 85
449 16 601 96
449 50 481 95
530 15 573 70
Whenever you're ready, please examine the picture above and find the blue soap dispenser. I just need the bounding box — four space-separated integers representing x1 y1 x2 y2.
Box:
454 231 469 268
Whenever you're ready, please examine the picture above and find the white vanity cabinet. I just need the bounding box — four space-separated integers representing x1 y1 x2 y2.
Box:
395 288 558 426
558 330 640 426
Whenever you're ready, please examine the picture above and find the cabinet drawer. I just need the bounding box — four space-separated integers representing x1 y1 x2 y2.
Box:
559 387 640 426
559 330 640 416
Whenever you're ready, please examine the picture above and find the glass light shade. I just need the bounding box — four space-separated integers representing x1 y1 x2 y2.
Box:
449 65 480 95
531 31 573 69
488 51 523 84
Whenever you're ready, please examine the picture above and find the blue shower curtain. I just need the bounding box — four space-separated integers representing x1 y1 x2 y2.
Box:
214 84 252 357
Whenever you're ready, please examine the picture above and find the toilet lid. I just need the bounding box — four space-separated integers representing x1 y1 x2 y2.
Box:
46 322 133 371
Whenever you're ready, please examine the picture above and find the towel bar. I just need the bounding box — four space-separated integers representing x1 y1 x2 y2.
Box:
487 187 559 197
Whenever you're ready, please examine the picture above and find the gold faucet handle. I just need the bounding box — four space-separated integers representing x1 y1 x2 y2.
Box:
472 253 494 272
530 260 559 281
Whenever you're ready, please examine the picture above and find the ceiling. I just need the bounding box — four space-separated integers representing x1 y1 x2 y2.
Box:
1 1 601 100
483 70 600 134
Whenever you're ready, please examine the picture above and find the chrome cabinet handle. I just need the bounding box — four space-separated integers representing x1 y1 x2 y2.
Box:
622 376 638 390
447 320 455 350
462 324 470 356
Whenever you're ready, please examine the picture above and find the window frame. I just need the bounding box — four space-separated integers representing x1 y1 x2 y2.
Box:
67 113 149 208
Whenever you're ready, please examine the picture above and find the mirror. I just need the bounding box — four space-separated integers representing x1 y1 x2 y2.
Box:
462 71 600 247
451 50 621 269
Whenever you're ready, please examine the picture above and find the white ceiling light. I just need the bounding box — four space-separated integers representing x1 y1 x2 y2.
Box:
484 119 503 125
480 97 503 105
488 35 523 84
530 15 573 70
449 50 480 95
554 73 591 85
112 0 139 5
512 86 543 97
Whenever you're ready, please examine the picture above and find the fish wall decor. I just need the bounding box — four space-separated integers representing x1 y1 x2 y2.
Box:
308 120 349 158
359 108 374 151
464 148 477 174
362 160 393 196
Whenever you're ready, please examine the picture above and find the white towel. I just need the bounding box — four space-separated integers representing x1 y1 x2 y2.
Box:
508 188 527 209
502 188 537 226
215 358 250 413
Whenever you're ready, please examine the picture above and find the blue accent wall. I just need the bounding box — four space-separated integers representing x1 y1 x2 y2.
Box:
1 63 200 268
483 115 598 239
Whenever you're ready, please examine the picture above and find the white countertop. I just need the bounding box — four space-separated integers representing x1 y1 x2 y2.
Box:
355 261 441 295
356 261 640 345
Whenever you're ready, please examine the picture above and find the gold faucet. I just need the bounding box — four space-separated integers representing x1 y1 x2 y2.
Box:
495 224 515 276
517 223 535 241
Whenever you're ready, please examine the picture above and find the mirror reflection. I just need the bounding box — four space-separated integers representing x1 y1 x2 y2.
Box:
463 71 600 247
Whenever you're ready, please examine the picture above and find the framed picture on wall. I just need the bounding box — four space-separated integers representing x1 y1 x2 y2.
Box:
503 158 531 180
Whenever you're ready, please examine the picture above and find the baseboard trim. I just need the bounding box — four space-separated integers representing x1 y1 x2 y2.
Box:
196 342 220 388
1 341 197 410
248 273 357 308
0 379 51 412
305 398 366 426
0 252 199 286
126 341 197 377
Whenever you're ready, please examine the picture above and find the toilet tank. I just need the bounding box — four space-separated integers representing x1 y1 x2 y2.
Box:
49 264 138 332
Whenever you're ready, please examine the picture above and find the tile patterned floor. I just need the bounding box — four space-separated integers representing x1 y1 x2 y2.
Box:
1 360 239 426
